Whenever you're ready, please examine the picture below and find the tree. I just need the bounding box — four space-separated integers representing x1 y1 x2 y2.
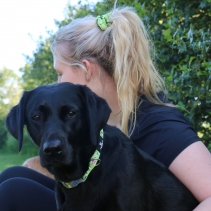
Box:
20 35 57 90
0 68 22 148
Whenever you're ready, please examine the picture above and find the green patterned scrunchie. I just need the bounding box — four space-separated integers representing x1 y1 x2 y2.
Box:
96 13 111 31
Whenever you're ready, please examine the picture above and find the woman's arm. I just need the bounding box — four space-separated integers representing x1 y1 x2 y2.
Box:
169 141 211 210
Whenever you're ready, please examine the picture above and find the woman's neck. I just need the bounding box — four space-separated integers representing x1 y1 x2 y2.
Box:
102 79 121 129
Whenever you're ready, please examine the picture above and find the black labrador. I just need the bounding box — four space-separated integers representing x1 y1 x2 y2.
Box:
6 82 198 211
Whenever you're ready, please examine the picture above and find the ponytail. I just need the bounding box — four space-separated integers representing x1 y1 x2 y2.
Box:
109 7 165 135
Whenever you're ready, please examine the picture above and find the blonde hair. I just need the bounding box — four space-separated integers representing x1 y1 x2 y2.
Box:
51 6 166 136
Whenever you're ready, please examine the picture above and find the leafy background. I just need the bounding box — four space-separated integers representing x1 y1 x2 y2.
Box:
0 0 210 167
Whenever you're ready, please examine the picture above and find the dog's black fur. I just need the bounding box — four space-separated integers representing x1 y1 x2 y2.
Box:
6 82 198 211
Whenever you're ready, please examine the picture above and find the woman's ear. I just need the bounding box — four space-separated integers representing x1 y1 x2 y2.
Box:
82 59 93 82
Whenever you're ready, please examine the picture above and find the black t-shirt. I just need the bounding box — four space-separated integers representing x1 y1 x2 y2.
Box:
130 94 200 168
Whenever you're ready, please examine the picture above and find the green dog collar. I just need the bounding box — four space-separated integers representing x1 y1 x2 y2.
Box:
61 129 104 189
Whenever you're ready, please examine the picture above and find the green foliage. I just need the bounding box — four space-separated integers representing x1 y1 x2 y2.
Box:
0 153 33 172
0 68 22 148
19 0 211 148
0 68 22 118
0 119 7 148
20 35 57 90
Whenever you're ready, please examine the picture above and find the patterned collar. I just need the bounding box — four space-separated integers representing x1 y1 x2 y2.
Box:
61 129 104 189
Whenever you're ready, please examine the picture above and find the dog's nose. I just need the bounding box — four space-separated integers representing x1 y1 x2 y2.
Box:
43 140 62 156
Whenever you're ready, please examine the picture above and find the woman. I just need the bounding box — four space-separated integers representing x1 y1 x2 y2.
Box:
1 6 211 211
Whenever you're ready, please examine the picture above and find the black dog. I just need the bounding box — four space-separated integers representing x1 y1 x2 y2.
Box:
6 82 198 211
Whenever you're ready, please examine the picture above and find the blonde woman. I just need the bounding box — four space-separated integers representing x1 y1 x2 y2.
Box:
0 6 211 211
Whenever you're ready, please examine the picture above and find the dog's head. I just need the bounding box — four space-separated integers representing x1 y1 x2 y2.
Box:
6 82 111 180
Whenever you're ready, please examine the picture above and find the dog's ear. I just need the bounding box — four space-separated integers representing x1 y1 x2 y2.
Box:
6 92 28 152
81 86 111 145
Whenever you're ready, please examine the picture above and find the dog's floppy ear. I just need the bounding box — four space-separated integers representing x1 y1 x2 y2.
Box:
6 92 28 152
81 86 111 145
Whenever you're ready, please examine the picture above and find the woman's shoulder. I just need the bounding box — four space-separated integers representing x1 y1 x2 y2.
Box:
130 94 200 167
137 93 180 114
134 94 192 128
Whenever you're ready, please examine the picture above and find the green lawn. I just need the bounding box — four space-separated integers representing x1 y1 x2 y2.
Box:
0 153 30 172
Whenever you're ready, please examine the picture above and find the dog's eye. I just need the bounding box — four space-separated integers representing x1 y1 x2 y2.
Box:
67 111 76 117
32 115 41 121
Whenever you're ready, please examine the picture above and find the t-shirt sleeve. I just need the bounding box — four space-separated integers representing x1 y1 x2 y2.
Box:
131 111 200 167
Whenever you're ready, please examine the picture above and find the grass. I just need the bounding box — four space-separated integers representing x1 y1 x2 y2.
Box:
0 153 31 173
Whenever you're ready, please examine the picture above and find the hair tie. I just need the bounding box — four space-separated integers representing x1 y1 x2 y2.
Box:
96 13 111 31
